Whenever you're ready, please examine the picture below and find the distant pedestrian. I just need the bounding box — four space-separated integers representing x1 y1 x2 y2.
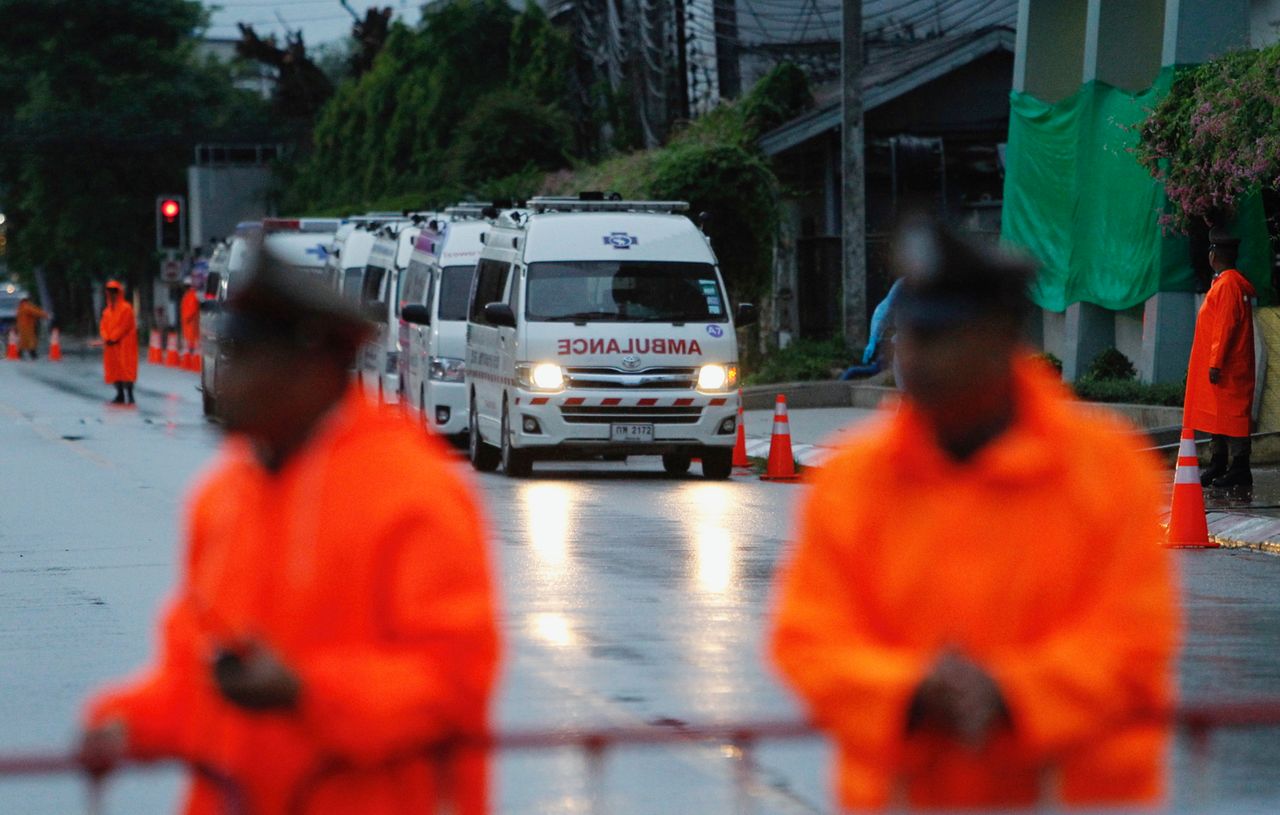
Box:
79 250 500 815
15 296 48 359
1186 228 1256 492
180 277 200 359
99 280 138 405
769 215 1178 811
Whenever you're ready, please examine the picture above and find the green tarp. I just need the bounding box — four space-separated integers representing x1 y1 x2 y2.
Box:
1001 69 1273 312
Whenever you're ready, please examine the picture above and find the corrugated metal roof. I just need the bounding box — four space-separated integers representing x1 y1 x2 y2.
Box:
757 25 1016 156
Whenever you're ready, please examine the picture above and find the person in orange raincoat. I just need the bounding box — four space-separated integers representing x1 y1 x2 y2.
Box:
15 296 48 359
770 215 1178 812
1185 229 1256 492
180 278 200 359
99 279 138 405
79 253 500 815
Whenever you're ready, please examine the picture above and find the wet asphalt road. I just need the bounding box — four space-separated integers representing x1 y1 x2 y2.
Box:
2 357 1280 814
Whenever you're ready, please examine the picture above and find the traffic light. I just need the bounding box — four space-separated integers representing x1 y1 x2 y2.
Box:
156 194 186 252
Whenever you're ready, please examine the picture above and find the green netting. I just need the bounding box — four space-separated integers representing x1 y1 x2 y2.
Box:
1001 68 1274 312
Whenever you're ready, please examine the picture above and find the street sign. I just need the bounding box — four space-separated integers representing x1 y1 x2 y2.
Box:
160 256 183 283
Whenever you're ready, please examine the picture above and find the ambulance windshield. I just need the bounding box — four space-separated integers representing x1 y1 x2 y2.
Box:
526 261 727 323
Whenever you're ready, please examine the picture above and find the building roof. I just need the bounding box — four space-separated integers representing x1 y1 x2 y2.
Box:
758 26 1015 157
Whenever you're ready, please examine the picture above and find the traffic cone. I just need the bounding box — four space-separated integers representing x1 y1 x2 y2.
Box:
180 339 193 371
5 329 18 360
147 329 162 364
732 390 751 471
760 394 801 482
164 332 180 367
48 328 62 361
1166 427 1216 548
186 342 201 372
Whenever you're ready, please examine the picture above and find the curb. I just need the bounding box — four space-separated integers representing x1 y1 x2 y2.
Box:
1206 511 1280 554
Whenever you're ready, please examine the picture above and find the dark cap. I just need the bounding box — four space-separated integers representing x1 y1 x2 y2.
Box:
891 214 1035 330
224 241 372 353
1209 227 1240 248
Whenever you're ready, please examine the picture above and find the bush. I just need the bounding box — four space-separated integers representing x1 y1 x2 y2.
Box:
1073 378 1184 406
1083 347 1137 382
1034 352 1063 375
446 89 572 186
743 337 855 385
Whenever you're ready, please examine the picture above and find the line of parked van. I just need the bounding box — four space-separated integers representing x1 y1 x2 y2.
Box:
198 195 757 479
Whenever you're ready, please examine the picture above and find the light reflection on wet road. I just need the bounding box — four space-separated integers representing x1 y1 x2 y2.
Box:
2 359 1280 813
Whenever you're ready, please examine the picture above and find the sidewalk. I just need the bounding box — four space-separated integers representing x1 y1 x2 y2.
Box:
1191 467 1280 554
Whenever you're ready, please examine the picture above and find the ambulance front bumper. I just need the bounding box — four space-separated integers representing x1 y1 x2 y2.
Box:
508 388 738 454
428 380 468 436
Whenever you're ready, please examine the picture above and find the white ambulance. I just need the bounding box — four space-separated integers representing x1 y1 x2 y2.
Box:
357 221 422 403
399 207 491 441
260 217 342 277
464 196 756 478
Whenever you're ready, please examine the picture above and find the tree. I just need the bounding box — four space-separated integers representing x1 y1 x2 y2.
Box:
0 0 274 327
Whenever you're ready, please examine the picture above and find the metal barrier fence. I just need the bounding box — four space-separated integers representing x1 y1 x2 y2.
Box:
3 703 1280 815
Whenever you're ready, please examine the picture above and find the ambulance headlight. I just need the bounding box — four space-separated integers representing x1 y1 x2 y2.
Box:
530 362 564 390
697 364 737 392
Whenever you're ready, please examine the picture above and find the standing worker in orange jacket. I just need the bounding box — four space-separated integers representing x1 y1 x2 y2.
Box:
99 279 138 405
15 296 48 359
1185 228 1256 492
79 251 500 815
770 215 1178 812
180 278 200 361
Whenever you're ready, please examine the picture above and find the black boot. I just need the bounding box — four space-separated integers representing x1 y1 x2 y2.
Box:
1212 455 1253 491
124 383 135 405
111 383 125 404
1201 435 1228 486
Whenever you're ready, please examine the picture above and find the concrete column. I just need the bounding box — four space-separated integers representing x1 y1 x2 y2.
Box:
1062 302 1116 381
1115 306 1145 371
1163 0 1250 66
1085 0 1165 90
1014 0 1090 100
1140 292 1196 383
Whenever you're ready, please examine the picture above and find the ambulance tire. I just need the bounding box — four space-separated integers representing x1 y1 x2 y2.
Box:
662 454 692 476
501 402 533 478
469 401 500 472
700 449 733 480
202 389 216 420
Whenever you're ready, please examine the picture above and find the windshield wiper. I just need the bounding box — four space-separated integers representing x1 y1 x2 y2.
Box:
542 311 636 322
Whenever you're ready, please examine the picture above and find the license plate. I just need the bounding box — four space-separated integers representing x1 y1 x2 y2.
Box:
610 423 654 442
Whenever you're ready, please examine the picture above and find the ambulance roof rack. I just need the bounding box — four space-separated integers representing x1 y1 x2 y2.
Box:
527 196 689 215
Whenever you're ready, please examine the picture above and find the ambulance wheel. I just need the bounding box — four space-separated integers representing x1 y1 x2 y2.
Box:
662 454 692 476
700 449 732 480
501 402 533 478
469 402 500 472
202 389 216 420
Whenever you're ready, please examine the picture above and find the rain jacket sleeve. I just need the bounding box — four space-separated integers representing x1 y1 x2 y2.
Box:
294 483 499 768
770 463 932 765
1207 279 1248 371
985 448 1176 758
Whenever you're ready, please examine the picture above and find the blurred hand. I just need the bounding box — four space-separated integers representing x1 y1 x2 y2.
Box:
908 650 1008 749
1209 367 1221 385
211 640 301 711
78 718 127 776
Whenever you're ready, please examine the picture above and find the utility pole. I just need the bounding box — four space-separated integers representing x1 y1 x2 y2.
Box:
841 0 867 346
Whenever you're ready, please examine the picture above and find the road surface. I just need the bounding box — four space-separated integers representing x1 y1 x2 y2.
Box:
2 357 1280 813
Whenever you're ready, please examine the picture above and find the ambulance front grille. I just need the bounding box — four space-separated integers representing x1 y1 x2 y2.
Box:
559 405 704 424
563 366 698 389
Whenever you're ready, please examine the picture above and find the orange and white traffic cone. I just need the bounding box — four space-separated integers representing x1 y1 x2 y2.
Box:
48 328 62 361
5 329 18 360
760 394 801 482
180 339 193 371
1166 427 1215 548
732 390 751 472
164 332 180 367
186 341 201 372
147 328 162 364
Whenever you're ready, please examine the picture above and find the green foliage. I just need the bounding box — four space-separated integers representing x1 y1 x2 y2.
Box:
1082 347 1138 382
1073 378 1184 406
1137 49 1280 229
1034 351 1064 375
446 90 572 187
739 62 813 137
743 337 854 385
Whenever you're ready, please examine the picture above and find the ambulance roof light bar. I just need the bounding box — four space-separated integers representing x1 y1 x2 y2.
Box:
262 217 342 234
527 196 689 214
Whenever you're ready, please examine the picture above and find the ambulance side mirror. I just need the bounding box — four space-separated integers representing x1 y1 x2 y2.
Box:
483 302 516 328
735 303 758 326
401 304 431 325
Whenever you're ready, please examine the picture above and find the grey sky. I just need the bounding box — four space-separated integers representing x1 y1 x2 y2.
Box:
204 1 422 46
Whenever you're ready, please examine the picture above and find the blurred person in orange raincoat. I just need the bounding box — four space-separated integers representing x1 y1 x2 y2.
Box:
180 278 200 358
15 296 48 359
79 251 501 815
1185 229 1256 492
99 279 138 404
770 215 1178 812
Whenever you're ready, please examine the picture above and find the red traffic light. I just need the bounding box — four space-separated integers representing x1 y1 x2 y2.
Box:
160 199 181 221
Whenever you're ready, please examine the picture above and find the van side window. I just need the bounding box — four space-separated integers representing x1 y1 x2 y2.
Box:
470 259 511 324
362 266 386 306
403 258 430 306
203 273 221 300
